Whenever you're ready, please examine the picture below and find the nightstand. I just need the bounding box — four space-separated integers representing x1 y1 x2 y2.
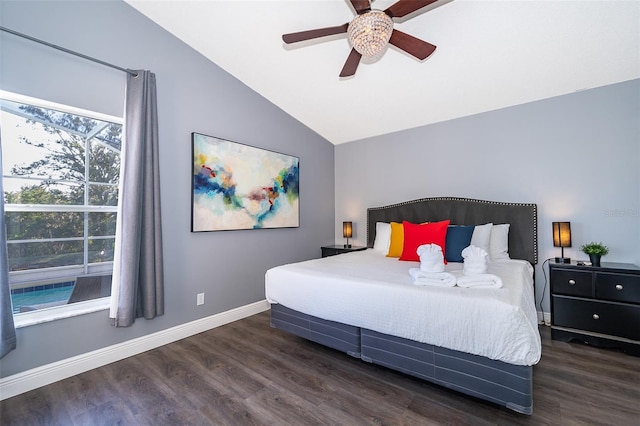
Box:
321 245 367 258
549 261 640 355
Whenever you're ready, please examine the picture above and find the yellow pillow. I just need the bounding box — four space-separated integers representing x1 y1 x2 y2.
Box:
387 222 404 257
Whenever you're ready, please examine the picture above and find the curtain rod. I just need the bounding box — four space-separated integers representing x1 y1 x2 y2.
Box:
0 26 138 77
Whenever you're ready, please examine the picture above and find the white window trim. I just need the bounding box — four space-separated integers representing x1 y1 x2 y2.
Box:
2 90 122 326
13 298 110 328
4 204 117 213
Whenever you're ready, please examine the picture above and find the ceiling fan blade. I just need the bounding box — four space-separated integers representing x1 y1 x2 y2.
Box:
350 0 371 14
282 23 349 44
384 0 439 18
339 48 362 77
389 29 436 60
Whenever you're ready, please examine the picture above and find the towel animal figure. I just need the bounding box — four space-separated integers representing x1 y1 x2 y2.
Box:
417 243 445 273
409 268 456 287
461 245 489 276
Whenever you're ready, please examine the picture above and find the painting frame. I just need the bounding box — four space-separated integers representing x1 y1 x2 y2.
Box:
191 132 300 232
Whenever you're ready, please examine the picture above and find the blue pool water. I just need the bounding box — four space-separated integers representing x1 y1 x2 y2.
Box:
11 282 75 314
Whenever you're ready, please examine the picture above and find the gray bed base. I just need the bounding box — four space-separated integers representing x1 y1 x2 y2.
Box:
270 197 538 414
270 304 533 415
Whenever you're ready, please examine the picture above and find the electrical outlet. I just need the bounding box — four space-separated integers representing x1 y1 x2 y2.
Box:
197 293 205 306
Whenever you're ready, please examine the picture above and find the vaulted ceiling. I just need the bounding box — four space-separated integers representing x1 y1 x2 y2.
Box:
125 0 640 145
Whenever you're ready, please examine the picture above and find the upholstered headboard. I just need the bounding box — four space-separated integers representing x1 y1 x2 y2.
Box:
367 197 538 265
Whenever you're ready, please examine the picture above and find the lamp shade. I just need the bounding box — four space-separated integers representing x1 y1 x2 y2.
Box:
343 221 353 239
552 222 572 247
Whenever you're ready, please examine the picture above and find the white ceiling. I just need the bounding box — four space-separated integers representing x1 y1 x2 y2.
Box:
125 0 640 145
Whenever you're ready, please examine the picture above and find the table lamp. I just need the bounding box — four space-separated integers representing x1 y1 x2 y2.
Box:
552 221 571 263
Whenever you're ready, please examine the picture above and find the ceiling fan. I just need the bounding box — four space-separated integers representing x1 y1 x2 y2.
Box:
282 0 442 78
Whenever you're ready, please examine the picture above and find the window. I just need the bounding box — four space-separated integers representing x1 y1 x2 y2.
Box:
1 92 122 319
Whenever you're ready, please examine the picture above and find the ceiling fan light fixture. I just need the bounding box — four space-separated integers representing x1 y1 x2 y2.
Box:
347 10 393 57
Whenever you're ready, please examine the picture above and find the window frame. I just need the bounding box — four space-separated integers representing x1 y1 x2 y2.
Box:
1 90 123 327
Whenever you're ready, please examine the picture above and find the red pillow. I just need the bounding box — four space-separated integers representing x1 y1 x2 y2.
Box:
399 220 450 262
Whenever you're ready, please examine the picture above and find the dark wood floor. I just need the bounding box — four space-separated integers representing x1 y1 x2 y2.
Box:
2 311 639 425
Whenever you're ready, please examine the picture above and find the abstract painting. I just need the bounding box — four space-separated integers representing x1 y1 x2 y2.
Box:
191 133 299 232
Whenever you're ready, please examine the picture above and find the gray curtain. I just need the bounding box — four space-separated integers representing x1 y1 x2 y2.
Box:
1 138 17 358
110 69 164 327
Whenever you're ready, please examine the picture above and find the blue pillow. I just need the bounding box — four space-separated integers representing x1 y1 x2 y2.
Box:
445 225 475 262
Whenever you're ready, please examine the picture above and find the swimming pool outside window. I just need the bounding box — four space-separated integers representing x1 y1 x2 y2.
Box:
1 92 122 317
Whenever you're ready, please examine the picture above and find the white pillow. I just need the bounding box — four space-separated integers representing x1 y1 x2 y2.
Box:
373 222 391 254
470 223 493 254
489 223 510 260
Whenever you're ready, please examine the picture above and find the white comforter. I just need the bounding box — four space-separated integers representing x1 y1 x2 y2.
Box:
265 250 541 366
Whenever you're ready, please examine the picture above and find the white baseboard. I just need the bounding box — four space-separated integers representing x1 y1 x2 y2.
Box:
538 310 551 326
0 299 270 401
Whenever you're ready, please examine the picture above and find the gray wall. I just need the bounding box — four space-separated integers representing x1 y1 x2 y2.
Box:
335 79 640 314
0 0 334 377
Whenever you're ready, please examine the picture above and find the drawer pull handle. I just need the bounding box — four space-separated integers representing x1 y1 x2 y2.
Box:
615 284 623 291
568 279 576 285
592 314 600 320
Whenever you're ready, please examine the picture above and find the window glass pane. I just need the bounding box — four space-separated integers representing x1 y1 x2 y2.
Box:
7 240 84 272
89 212 117 237
89 238 115 263
3 177 84 205
1 100 87 183
5 211 84 240
89 183 118 206
89 127 121 184
2 94 121 312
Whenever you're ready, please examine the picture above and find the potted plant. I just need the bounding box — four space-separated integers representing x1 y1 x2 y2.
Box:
580 242 609 267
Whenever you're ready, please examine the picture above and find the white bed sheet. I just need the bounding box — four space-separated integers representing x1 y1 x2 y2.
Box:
265 249 541 366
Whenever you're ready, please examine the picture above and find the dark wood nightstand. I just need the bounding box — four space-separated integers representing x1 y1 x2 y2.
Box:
549 261 640 355
321 245 367 258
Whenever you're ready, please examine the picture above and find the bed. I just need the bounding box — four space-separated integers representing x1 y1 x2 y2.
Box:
265 197 540 414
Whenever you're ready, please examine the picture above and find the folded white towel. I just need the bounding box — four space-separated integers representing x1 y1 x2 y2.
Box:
409 268 456 287
461 244 489 275
453 271 503 288
417 243 445 273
